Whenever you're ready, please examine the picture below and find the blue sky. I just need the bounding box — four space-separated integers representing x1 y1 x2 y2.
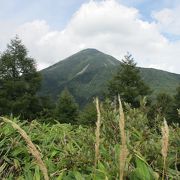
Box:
0 0 178 28
0 0 180 73
0 0 89 29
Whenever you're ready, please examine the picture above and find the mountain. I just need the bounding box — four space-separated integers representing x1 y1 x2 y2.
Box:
40 49 119 105
140 68 180 96
39 49 180 105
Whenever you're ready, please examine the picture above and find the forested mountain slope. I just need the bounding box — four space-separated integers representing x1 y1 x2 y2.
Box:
40 49 180 105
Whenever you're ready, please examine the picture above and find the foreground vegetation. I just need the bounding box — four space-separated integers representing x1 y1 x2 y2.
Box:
0 99 179 179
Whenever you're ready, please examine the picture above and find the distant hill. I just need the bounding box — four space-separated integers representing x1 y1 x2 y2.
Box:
39 49 180 105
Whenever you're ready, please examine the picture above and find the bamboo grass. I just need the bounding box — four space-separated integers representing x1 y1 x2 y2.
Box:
0 117 49 180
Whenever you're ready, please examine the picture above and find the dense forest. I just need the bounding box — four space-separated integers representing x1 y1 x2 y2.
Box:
0 37 179 179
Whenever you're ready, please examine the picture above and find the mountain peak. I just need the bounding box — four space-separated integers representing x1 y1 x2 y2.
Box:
78 48 101 54
40 50 180 106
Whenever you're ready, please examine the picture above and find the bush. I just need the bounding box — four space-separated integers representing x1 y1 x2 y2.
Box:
0 99 179 179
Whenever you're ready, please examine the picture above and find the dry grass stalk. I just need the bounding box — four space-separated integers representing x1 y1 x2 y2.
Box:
1 117 49 180
118 95 128 180
161 119 169 180
95 97 101 168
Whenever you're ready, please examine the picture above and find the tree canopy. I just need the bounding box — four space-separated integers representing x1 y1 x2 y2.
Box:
167 85 180 124
78 101 97 125
0 36 41 119
107 53 151 107
55 88 79 124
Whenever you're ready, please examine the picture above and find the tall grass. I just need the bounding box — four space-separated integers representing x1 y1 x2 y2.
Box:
0 99 179 179
95 98 101 168
0 117 49 180
161 119 169 180
118 96 128 180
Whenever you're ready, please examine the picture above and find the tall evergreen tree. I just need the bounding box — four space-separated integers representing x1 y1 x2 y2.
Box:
107 53 151 107
0 36 41 119
147 93 173 126
55 88 79 124
78 101 97 125
167 85 180 124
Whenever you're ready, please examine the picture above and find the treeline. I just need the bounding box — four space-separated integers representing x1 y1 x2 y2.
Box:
0 37 179 125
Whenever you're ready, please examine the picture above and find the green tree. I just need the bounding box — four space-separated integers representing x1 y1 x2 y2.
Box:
55 88 79 124
167 85 180 124
78 101 97 125
148 93 173 127
107 53 151 107
38 96 56 122
0 36 41 119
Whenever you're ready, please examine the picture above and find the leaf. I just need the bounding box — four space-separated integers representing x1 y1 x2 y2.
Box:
56 171 64 180
130 155 157 180
98 162 106 173
0 162 7 173
0 137 7 148
12 146 27 156
94 162 108 179
33 166 41 180
50 150 59 158
14 159 20 169
73 171 84 180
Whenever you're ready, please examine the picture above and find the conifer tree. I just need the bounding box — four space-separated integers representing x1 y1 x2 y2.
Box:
0 36 41 119
78 101 97 125
148 93 173 126
167 85 180 124
107 53 151 107
55 88 79 124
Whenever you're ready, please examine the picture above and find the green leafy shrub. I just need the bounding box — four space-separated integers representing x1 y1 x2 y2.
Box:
0 98 179 179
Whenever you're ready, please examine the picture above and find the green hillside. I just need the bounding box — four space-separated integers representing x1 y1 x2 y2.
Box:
140 68 180 95
39 49 180 105
40 49 119 105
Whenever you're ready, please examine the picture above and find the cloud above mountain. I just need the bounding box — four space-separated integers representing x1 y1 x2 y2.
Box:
0 0 180 73
153 6 180 36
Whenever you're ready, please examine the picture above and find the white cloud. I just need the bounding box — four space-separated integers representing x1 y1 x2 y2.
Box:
152 7 180 35
148 63 174 73
0 0 180 74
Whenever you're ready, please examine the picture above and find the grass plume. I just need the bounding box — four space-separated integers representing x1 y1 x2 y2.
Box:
161 119 169 180
118 96 128 180
0 117 49 180
95 97 101 168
